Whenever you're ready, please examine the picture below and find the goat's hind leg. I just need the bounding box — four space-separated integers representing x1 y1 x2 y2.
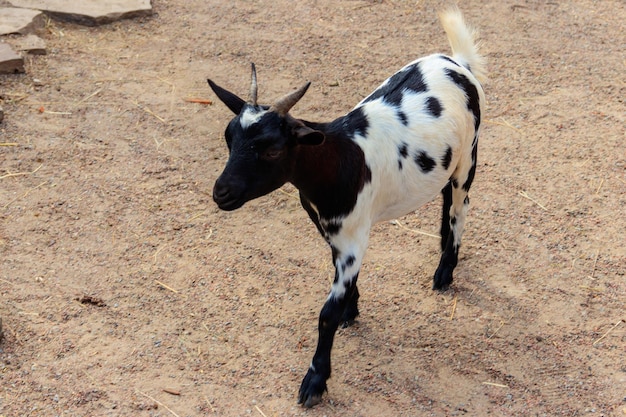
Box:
433 145 476 290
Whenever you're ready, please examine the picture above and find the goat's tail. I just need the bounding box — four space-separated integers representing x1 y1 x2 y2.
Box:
439 8 487 84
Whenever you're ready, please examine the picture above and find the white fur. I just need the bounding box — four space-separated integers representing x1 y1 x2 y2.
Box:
240 107 266 129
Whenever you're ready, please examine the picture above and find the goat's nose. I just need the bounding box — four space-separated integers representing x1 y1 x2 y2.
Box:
213 181 230 201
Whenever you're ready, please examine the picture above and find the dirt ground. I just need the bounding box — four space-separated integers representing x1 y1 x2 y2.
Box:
1 0 624 416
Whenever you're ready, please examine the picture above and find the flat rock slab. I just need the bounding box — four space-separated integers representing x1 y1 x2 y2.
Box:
0 7 44 35
8 0 152 26
17 33 46 55
0 42 25 74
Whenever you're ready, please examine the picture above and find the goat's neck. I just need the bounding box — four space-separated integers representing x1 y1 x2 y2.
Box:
291 118 367 219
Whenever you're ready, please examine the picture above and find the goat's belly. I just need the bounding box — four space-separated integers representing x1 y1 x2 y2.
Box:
370 174 446 223
374 193 438 223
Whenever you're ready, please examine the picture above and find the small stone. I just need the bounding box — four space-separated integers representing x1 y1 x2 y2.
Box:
0 7 44 35
0 42 25 74
18 34 47 55
33 78 44 86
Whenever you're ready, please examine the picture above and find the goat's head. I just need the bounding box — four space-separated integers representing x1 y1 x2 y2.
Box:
208 64 325 211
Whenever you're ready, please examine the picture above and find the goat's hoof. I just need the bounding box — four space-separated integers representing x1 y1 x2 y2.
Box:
433 265 454 291
298 368 327 408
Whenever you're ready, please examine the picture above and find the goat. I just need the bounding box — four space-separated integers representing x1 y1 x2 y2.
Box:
207 8 486 408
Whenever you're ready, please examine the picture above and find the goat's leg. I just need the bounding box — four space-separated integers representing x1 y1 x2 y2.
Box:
340 285 360 327
433 140 477 290
440 181 453 252
298 235 367 408
298 279 358 407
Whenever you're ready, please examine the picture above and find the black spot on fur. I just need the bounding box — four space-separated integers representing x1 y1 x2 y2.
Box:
439 55 461 67
343 107 369 138
325 221 342 236
415 150 436 173
426 96 443 117
342 255 356 272
442 146 453 170
462 143 478 192
398 142 409 158
397 142 409 170
363 63 428 107
451 216 457 225
445 69 481 131
464 195 470 205
451 177 459 189
397 110 408 125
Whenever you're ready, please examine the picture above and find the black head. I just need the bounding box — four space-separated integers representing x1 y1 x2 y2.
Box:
208 64 325 211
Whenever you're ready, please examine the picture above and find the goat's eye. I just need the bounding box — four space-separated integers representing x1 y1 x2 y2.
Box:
262 148 284 160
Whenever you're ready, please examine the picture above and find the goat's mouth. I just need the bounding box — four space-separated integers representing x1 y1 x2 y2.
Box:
215 198 245 211
213 185 246 211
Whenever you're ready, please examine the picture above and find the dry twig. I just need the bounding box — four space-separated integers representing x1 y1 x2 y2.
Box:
3 181 47 209
482 381 509 388
136 390 180 417
449 295 457 320
184 97 213 105
592 320 623 346
155 280 178 293
204 395 216 413
0 163 43 179
134 101 166 123
518 190 548 211
485 117 524 135
390 219 439 239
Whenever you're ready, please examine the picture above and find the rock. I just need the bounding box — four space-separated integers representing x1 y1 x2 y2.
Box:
0 42 25 74
17 34 46 55
0 7 44 35
8 0 152 26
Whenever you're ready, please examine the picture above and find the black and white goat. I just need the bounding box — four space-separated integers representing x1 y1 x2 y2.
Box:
207 8 486 408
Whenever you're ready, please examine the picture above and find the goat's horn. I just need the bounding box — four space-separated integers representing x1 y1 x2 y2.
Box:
249 63 258 106
270 82 311 115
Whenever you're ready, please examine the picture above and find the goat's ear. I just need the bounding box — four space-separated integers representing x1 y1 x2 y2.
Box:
294 125 325 146
207 79 246 115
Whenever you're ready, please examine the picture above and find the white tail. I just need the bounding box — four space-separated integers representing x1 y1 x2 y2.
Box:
439 8 487 84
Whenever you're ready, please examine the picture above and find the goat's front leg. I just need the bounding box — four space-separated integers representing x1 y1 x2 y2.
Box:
298 235 368 408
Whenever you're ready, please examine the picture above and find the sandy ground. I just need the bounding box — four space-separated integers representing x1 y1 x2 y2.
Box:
1 0 625 416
